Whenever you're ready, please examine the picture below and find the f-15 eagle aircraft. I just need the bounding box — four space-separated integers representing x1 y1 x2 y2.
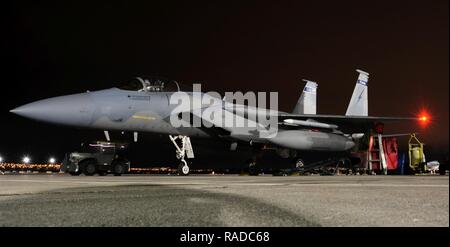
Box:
11 69 418 175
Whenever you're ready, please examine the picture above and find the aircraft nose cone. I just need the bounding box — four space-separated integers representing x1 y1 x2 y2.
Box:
10 107 24 114
10 93 94 126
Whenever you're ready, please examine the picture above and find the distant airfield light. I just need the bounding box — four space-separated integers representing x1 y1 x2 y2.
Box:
23 156 31 164
49 157 56 164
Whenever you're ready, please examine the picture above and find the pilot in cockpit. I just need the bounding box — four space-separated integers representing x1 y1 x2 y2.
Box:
117 76 179 92
136 77 165 92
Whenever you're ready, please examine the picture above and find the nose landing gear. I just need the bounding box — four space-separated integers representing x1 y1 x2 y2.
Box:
169 135 194 176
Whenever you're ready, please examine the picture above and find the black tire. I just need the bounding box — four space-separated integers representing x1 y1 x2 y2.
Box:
81 160 97 176
246 158 259 176
113 162 126 176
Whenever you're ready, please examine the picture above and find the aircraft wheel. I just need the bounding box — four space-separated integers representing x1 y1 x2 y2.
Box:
295 158 305 169
248 161 259 176
178 160 190 176
82 160 97 176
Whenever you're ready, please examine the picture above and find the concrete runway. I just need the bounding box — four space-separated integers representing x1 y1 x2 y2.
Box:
0 174 448 227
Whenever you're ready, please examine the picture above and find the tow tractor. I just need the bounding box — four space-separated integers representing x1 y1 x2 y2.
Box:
61 141 130 176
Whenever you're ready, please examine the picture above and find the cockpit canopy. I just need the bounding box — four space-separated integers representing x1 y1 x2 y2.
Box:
117 76 180 92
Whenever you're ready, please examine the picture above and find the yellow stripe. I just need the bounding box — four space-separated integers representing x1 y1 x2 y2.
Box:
132 115 156 120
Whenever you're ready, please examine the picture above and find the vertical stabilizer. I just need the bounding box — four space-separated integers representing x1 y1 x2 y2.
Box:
345 69 369 116
293 79 318 114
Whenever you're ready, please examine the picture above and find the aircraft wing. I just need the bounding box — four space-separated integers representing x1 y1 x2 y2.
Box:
278 113 419 133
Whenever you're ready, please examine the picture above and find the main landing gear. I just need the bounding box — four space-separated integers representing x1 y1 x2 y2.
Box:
169 135 194 176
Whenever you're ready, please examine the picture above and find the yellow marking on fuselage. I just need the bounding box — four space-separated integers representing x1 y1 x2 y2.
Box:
132 115 156 120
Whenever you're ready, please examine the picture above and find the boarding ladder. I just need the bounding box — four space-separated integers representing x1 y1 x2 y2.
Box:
368 134 387 175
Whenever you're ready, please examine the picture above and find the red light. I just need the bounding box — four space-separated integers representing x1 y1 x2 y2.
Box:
417 109 431 127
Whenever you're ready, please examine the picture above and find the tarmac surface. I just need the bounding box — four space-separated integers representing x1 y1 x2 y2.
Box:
0 174 448 227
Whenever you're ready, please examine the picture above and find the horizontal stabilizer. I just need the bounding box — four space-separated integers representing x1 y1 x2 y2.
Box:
380 133 417 138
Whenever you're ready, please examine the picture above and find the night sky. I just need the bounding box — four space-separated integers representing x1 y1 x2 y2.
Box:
2 1 448 166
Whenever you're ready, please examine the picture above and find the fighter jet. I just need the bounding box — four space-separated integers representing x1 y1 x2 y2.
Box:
10 69 417 175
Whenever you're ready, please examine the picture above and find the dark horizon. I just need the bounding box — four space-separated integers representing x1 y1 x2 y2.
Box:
2 1 448 165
